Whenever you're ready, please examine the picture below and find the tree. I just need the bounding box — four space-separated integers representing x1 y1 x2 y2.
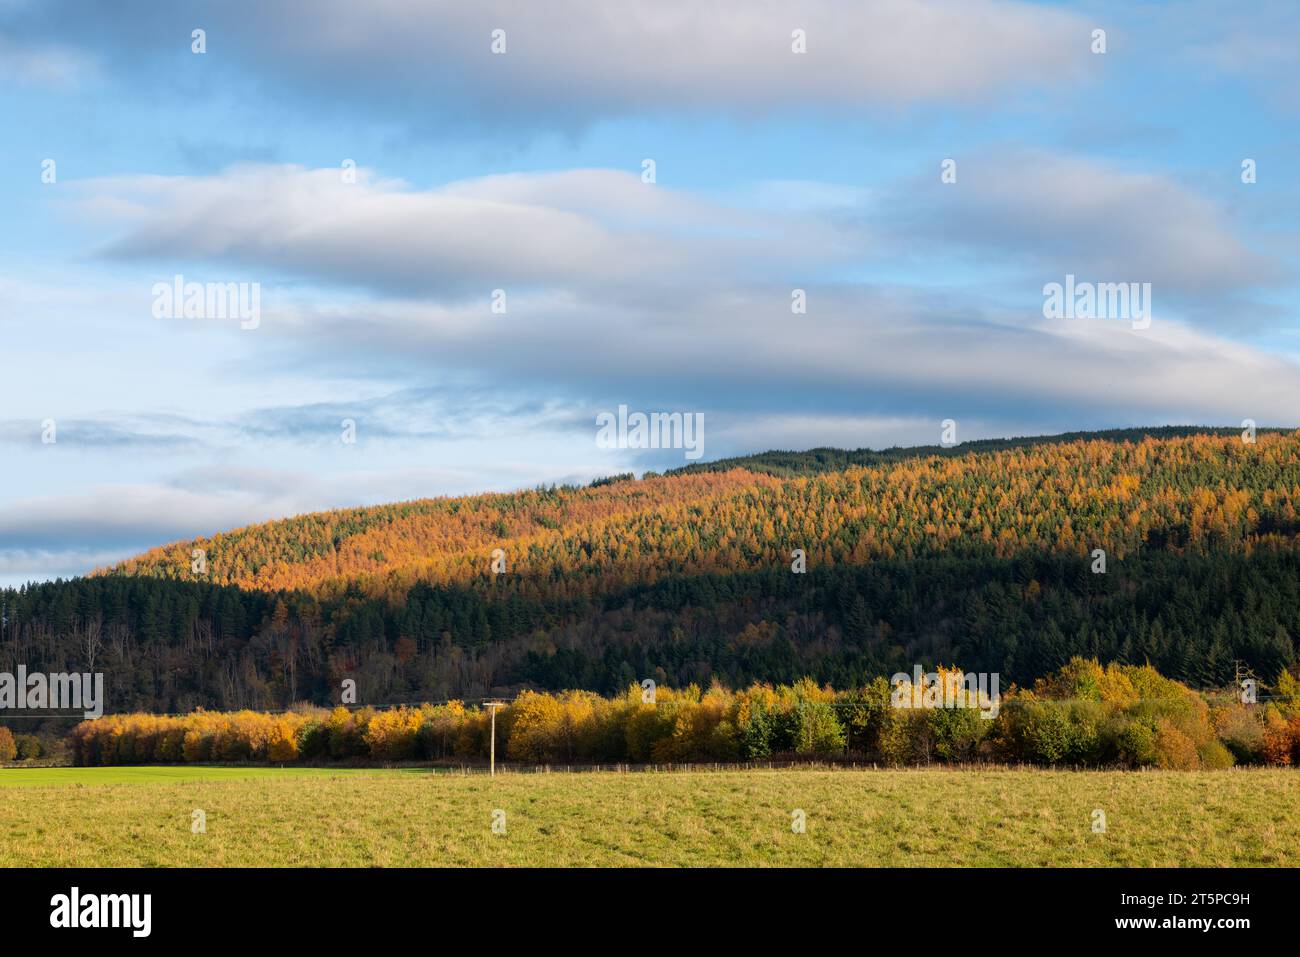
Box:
0 727 18 763
795 701 846 756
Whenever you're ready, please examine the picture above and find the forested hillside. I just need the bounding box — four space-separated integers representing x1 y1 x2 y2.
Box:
2 430 1299 715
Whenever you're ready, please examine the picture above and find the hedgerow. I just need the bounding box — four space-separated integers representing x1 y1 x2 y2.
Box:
68 659 1300 769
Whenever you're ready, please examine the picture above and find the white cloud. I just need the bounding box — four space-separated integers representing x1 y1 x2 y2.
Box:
4 0 1097 130
78 155 1285 330
879 150 1285 319
81 165 847 297
58 161 1300 438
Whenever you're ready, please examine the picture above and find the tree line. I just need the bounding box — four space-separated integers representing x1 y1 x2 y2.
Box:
65 659 1300 770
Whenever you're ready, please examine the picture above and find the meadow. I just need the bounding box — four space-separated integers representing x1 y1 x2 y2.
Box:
0 765 1295 867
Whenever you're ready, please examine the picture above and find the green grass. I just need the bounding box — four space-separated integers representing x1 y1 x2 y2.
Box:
0 766 1295 867
0 765 402 787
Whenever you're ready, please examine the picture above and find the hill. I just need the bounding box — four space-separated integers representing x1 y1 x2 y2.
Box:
2 428 1299 713
104 427 1299 596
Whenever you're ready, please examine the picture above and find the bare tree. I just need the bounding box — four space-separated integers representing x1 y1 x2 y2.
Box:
79 613 104 671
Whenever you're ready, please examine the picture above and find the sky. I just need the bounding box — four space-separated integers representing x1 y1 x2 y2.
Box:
0 0 1298 586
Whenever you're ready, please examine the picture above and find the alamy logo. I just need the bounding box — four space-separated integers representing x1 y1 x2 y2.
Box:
1042 274 1151 330
596 404 704 461
0 666 103 719
891 665 1000 719
50 887 151 937
152 274 261 330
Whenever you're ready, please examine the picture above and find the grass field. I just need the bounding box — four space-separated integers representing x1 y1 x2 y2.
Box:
0 765 1296 867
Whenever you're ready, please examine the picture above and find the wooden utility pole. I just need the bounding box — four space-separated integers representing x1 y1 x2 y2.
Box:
484 700 506 776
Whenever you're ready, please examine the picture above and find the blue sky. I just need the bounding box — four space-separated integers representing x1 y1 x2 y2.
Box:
1 0 1298 585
